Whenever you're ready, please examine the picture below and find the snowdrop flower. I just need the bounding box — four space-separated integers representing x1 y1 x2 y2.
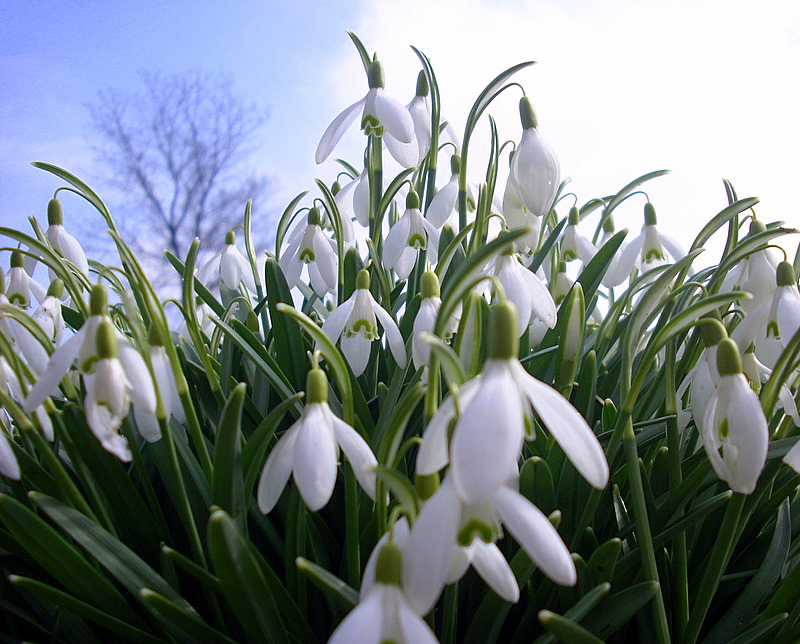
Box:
384 190 439 280
785 440 800 475
23 285 157 439
604 203 687 287
6 250 45 309
701 339 768 495
25 198 89 280
741 343 800 425
329 540 437 644
257 366 377 512
0 418 20 480
488 247 556 337
404 474 576 615
677 319 725 430
722 219 781 312
315 58 414 165
32 279 65 348
0 272 48 377
562 207 597 265
501 176 541 260
334 171 370 229
417 302 609 506
0 358 53 441
425 155 462 229
280 208 338 297
405 71 433 164
509 97 560 217
196 230 256 294
83 320 136 461
412 271 459 370
320 269 407 376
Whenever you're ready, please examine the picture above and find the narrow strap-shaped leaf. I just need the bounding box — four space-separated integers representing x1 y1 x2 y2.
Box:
212 383 247 521
140 588 237 644
295 556 359 609
581 580 660 639
538 611 604 644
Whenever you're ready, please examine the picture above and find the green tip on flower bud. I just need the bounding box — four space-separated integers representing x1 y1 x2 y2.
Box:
305 367 328 404
147 324 165 346
519 96 538 130
10 250 24 269
46 278 64 299
89 284 108 316
374 541 403 586
420 271 440 299
95 320 119 359
225 230 236 245
246 309 260 333
450 154 461 175
717 338 743 376
307 207 322 227
415 70 429 97
415 472 440 501
558 260 567 274
748 219 767 236
367 59 385 89
0 269 5 295
356 269 371 290
568 207 580 226
699 315 726 347
602 215 615 233
331 180 342 196
406 190 420 210
489 301 520 360
776 261 796 287
47 198 64 226
644 202 657 226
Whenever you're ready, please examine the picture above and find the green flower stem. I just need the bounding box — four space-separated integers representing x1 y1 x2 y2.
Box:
367 134 383 252
664 341 689 632
623 419 671 644
441 582 459 644
344 467 361 587
681 492 746 644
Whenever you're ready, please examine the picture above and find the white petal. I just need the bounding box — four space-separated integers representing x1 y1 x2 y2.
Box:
331 415 377 500
315 97 366 164
510 128 560 217
49 225 89 276
383 215 412 270
312 231 338 292
353 173 371 227
341 334 372 377
371 297 407 368
784 440 800 474
604 233 644 287
0 426 20 480
451 364 525 503
23 329 84 412
425 177 459 228
372 89 414 143
384 132 419 168
133 404 161 442
471 540 520 603
403 477 461 615
118 342 157 414
360 518 410 600
659 232 687 262
397 593 439 643
293 405 339 511
517 366 609 489
319 298 357 349
493 485 576 586
328 586 383 644
257 424 299 513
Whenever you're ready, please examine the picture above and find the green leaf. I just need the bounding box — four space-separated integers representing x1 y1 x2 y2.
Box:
581 580 659 638
539 610 604 644
519 457 556 516
295 556 359 609
9 575 162 644
207 508 289 644
212 383 247 521
264 258 308 390
728 613 787 644
0 494 142 626
587 538 622 585
375 465 418 519
140 588 237 644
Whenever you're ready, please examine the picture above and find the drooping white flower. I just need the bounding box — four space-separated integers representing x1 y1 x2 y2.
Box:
32 279 65 348
403 474 576 615
561 207 597 265
316 58 414 165
383 190 439 280
722 219 781 312
677 320 725 430
509 97 560 218
487 248 556 337
0 358 53 441
417 302 609 506
0 417 20 480
196 230 256 294
425 156 462 229
6 250 45 310
604 203 687 287
411 271 459 370
785 440 800 474
701 339 769 495
741 343 800 425
83 320 135 461
280 208 338 297
320 269 407 376
329 540 437 644
334 171 371 230
25 198 89 280
257 367 377 513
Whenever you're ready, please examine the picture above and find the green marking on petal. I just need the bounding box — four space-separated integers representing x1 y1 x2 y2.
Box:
719 418 729 439
408 233 426 250
644 248 665 263
299 248 315 263
458 520 494 547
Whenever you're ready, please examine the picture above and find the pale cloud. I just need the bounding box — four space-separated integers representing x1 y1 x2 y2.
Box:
316 0 800 252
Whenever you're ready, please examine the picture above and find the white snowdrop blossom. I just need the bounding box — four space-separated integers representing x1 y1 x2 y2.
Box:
0 417 20 480
403 475 577 616
785 440 800 475
316 59 414 165
488 248 556 337
509 97 560 217
320 269 406 376
562 207 597 265
425 156 462 229
501 176 542 260
0 358 53 442
6 250 45 309
257 367 377 513
383 190 439 280
329 540 437 644
197 230 256 293
605 203 687 287
677 321 725 431
25 198 89 279
411 271 458 370
334 171 370 229
722 219 781 312
32 279 65 348
741 344 800 425
417 302 609 506
701 339 769 495
280 208 338 297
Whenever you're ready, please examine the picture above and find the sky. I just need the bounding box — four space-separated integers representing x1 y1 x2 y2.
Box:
2 0 799 263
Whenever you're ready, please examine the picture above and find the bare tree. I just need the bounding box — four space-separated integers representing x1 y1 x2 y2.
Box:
88 70 268 280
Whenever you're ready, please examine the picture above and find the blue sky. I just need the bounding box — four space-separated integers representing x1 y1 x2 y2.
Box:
2 0 799 256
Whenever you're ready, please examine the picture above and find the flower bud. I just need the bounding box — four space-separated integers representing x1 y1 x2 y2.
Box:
47 198 64 226
374 541 402 586
519 96 538 130
305 367 328 404
716 338 743 376
420 270 440 299
96 320 119 359
367 59 384 89
488 301 520 360
89 284 108 316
